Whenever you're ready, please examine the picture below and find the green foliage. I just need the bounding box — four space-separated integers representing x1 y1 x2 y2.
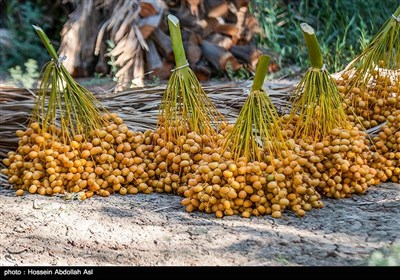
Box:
0 0 66 74
369 245 400 266
106 40 119 82
146 75 161 86
226 62 253 81
251 0 399 73
79 75 114 87
8 59 40 88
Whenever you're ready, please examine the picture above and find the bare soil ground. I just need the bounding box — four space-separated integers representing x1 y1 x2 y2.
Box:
0 183 399 266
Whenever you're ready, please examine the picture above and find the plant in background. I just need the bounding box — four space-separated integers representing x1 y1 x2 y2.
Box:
146 75 160 87
226 62 253 81
251 0 398 74
105 39 119 82
0 0 66 74
8 58 40 88
369 245 400 266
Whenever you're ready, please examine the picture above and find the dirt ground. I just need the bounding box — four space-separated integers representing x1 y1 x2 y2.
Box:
0 183 399 266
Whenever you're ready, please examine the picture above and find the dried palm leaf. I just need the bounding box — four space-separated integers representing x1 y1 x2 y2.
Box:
95 0 147 90
58 0 100 75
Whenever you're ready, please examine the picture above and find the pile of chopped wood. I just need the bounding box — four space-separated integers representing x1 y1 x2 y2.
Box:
58 0 261 89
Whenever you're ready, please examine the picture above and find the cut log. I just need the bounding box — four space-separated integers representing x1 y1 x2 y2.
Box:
94 32 110 75
229 0 250 8
59 0 261 88
166 0 180 8
215 24 238 37
207 33 232 50
234 6 247 39
185 43 202 65
245 15 260 34
201 40 240 70
175 9 199 28
269 61 280 73
182 0 202 17
205 0 228 18
196 17 219 38
236 15 259 44
150 28 174 62
189 32 203 45
138 4 164 39
181 29 193 42
193 60 211 81
182 31 203 66
186 32 203 65
230 44 260 70
152 60 174 80
139 26 156 39
145 39 163 71
139 1 158 18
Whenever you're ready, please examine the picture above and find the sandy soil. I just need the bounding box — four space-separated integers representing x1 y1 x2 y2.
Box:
0 183 399 266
